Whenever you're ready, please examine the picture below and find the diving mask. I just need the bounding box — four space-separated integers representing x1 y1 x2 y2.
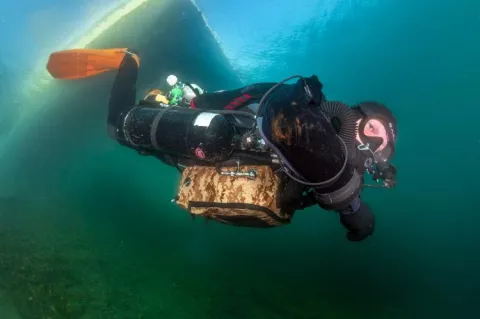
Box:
356 103 397 189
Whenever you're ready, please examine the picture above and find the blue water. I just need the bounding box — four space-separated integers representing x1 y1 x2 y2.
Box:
0 0 479 318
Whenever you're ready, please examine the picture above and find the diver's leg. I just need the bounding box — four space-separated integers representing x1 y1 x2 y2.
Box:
107 52 138 139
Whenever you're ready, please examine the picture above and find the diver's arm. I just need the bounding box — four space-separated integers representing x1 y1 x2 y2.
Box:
289 189 375 241
310 182 375 241
107 52 139 139
336 196 375 241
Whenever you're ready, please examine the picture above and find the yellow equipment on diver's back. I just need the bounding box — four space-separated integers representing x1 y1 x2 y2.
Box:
144 89 170 104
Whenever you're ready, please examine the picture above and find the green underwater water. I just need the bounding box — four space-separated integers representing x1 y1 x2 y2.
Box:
0 0 479 318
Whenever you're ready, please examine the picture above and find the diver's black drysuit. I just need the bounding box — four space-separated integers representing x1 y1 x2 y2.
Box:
107 53 375 242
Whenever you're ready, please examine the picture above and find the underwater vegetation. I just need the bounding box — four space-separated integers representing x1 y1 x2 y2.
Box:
0 197 161 319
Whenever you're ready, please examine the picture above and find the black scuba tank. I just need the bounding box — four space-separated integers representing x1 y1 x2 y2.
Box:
122 106 235 162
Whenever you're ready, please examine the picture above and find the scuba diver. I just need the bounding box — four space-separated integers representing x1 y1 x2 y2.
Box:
46 48 397 242
190 84 397 190
166 74 205 107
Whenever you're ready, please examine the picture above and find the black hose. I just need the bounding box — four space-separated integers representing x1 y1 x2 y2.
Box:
320 101 358 160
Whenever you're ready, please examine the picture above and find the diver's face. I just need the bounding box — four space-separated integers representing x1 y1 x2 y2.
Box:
356 118 389 152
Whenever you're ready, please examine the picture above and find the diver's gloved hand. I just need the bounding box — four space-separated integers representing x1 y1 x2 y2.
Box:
338 200 375 242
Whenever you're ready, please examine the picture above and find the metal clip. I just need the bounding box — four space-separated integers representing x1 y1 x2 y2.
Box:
358 143 371 151
218 159 257 180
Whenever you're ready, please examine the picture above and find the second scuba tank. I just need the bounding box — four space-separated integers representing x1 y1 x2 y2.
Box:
123 106 235 162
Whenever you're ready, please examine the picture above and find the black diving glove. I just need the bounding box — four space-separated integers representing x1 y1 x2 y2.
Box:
339 200 375 242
